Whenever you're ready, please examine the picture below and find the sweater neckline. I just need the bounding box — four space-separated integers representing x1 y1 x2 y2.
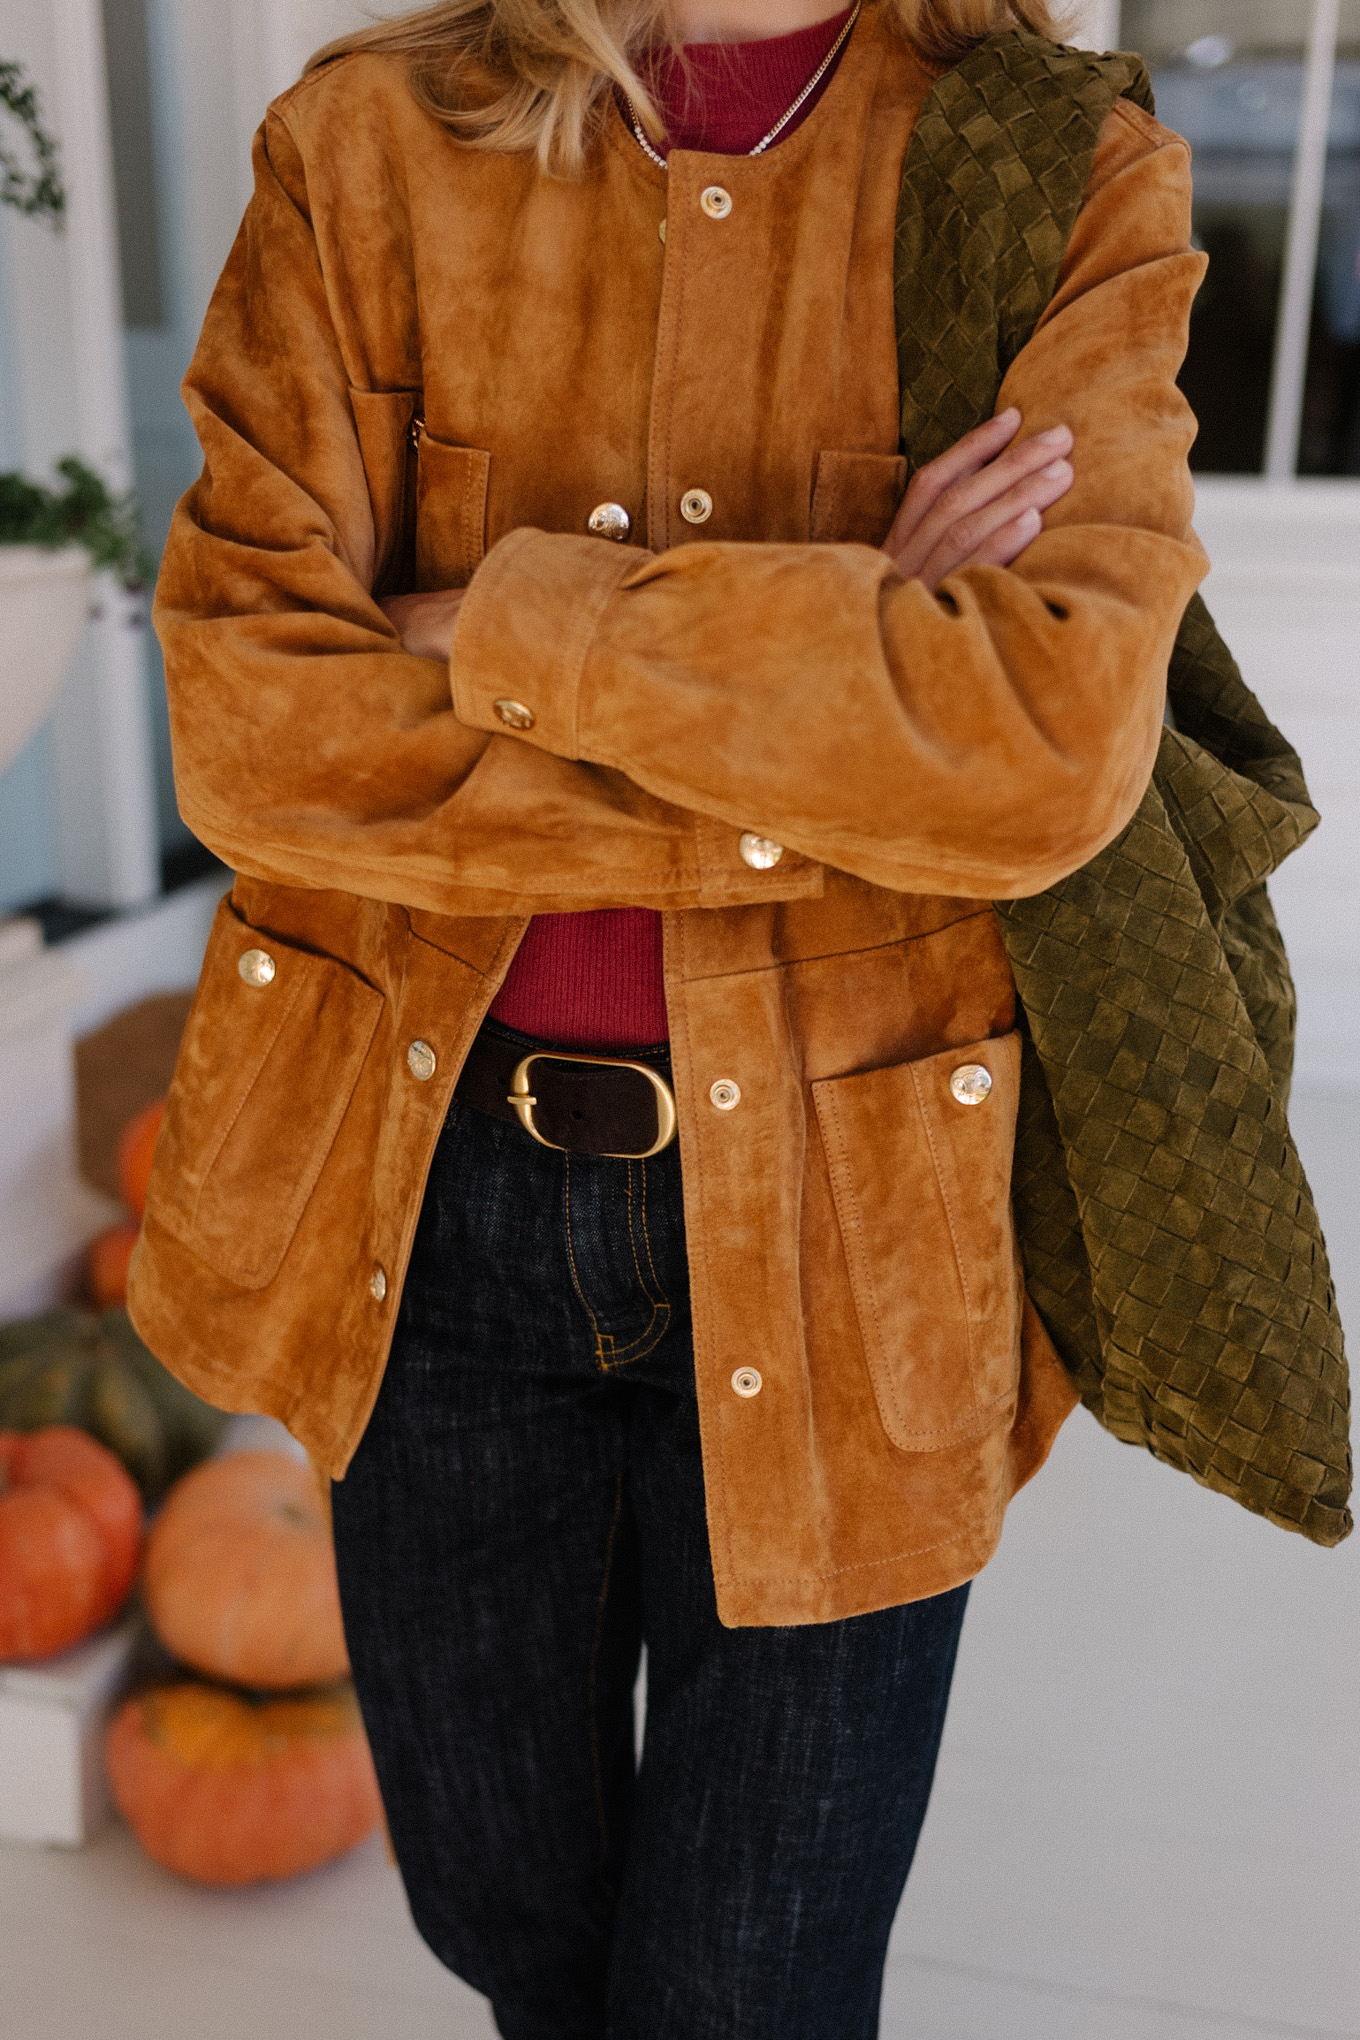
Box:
638 4 857 158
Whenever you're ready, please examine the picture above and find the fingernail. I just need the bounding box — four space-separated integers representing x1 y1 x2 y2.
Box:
1038 426 1071 445
999 407 1021 424
1042 460 1072 481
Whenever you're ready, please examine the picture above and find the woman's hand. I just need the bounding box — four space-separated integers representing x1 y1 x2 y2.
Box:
380 588 464 662
883 409 1074 593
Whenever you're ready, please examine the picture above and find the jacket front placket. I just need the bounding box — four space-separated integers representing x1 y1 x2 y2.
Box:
639 29 910 1609
640 31 892 558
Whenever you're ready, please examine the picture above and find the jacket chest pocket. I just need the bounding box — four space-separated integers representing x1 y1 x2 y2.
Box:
348 389 490 595
413 420 491 591
349 387 418 594
813 1031 1023 1451
147 899 384 1292
811 450 908 546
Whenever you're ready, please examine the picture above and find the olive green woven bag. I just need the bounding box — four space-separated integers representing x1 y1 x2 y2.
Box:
894 30 1352 1546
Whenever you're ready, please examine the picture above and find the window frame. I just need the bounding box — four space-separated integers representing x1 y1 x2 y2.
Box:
1112 0 1352 478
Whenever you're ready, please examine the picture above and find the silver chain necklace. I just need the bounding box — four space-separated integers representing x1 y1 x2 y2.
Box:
626 0 862 169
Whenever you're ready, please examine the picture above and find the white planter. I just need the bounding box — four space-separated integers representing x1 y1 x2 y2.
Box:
0 544 92 775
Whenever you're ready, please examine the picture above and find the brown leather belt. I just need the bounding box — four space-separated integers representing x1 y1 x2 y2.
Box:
454 1028 677 1160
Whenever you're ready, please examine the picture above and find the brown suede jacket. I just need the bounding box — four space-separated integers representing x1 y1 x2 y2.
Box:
132 1 1209 1625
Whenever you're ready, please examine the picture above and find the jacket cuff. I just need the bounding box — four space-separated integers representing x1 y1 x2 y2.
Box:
449 527 641 759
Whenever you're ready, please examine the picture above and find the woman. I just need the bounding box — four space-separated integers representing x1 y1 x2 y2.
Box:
135 0 1206 2032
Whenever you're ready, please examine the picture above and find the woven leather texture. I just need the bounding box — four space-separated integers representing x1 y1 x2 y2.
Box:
895 33 1153 471
895 35 1352 1543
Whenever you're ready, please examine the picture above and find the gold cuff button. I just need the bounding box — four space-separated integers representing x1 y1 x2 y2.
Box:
739 833 783 871
710 1078 741 1112
587 502 631 542
238 948 276 988
732 1368 762 1398
407 1040 437 1083
680 489 713 525
369 1267 388 1303
700 186 733 219
950 1063 993 1106
495 699 535 730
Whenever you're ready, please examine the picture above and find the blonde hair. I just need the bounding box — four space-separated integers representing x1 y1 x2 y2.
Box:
307 1 1071 177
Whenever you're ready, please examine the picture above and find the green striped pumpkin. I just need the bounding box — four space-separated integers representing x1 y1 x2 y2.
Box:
0 1308 227 1503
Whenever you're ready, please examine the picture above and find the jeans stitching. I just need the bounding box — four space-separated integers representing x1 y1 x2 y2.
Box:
563 1154 613 1363
628 1161 663 1304
564 1153 672 1374
634 1160 666 1303
594 1160 671 1371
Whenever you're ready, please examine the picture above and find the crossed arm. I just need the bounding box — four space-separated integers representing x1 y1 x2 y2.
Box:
156 102 1205 915
382 410 1078 661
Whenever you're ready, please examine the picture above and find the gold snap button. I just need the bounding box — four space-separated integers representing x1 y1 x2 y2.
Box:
680 489 713 525
659 217 667 243
950 1063 993 1106
710 1078 741 1112
495 699 535 730
739 833 783 871
369 1267 388 1303
700 186 733 219
732 1368 762 1399
238 948 276 988
407 1040 437 1083
587 502 631 542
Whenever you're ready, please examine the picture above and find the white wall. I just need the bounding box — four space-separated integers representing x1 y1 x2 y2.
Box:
1195 480 1360 1088
1072 0 1122 49
228 0 405 169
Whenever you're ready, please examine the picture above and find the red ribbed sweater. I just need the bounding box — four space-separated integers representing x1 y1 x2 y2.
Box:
489 5 855 1050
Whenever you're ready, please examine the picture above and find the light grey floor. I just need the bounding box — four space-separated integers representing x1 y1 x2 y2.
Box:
2 1086 1356 2040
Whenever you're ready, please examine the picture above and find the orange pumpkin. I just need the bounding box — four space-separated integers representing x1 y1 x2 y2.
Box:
116 1097 166 1219
144 1451 349 1689
0 1426 143 1660
106 1681 382 1885
87 1220 141 1307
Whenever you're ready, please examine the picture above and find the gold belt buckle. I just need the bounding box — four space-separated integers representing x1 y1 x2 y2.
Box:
507 1051 678 1160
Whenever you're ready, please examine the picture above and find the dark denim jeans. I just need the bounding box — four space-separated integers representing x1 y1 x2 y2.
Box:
332 1026 969 2040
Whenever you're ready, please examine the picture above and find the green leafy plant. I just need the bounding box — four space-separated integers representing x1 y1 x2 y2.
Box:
0 457 152 590
0 71 146 588
0 60 65 227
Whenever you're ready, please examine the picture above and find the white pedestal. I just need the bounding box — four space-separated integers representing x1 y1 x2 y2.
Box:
0 1614 141 1846
0 917 121 1319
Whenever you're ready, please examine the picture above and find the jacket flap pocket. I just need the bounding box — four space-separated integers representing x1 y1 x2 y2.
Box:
415 427 491 591
812 1031 1023 1452
349 387 420 595
811 450 908 546
150 899 384 1292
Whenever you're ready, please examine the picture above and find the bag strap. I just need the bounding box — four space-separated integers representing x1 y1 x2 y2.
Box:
892 32 1352 1549
894 30 1153 469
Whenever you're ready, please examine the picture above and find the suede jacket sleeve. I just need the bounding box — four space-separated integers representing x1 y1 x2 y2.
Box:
155 112 732 919
451 101 1208 900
